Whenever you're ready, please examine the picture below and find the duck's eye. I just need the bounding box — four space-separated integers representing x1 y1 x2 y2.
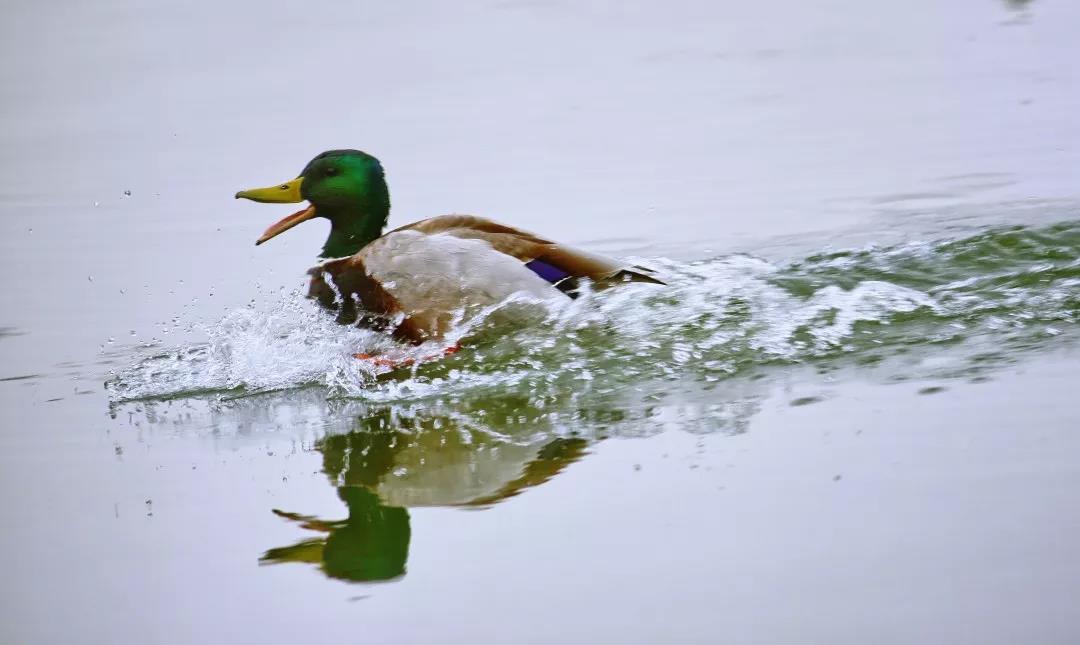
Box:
325 167 337 176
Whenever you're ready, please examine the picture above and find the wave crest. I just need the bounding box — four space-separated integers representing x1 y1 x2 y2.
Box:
107 222 1080 405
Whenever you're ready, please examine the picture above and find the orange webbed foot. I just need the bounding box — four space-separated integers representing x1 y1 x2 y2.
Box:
353 343 461 369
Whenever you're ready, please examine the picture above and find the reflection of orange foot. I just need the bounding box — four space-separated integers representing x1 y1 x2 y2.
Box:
353 343 461 369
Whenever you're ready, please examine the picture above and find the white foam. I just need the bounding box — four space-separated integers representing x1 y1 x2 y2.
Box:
107 239 1078 406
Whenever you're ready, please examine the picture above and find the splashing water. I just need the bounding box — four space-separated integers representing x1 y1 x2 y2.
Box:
107 222 1079 412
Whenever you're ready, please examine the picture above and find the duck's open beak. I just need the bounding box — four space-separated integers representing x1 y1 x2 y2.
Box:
235 177 318 246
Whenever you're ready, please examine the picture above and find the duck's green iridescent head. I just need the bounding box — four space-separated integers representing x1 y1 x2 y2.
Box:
236 149 391 257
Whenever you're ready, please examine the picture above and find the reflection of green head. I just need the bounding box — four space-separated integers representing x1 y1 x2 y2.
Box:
323 487 410 582
262 417 412 582
260 487 410 583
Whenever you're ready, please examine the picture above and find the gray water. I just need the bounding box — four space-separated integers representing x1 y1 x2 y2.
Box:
2 1 1080 643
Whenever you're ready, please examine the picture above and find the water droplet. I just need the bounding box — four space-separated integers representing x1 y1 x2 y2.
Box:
93 201 100 207
87 275 94 282
122 190 132 197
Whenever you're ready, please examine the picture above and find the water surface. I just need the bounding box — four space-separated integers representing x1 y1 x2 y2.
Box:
2 1 1079 643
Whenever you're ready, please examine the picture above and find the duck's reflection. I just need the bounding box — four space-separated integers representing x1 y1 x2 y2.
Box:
109 373 762 583
259 405 587 582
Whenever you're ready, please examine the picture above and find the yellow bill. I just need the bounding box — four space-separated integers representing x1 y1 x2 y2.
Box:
235 177 305 203
236 176 316 245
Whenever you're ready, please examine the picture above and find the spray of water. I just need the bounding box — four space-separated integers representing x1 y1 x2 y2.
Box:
107 222 1079 410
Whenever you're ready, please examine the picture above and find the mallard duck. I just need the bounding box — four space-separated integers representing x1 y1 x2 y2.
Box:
236 149 662 350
